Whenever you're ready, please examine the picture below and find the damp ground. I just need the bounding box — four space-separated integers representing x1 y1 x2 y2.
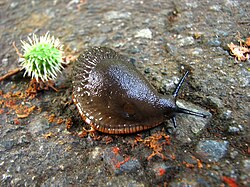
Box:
0 0 249 186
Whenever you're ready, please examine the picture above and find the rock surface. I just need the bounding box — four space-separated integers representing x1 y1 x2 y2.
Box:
0 0 249 186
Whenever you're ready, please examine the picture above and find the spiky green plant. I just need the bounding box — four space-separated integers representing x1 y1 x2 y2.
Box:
19 32 64 82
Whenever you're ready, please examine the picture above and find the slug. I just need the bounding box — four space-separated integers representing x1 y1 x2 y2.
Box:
72 47 207 134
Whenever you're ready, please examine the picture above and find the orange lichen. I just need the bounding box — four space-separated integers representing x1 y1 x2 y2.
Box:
135 131 171 160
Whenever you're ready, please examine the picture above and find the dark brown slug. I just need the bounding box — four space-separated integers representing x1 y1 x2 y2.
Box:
72 47 207 134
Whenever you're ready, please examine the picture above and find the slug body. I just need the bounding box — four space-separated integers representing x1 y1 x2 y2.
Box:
72 47 206 134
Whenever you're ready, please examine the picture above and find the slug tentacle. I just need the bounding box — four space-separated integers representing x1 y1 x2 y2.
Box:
173 71 189 99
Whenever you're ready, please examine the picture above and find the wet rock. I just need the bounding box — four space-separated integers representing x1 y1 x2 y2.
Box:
28 115 50 135
89 36 108 46
1 140 15 150
152 163 168 177
100 25 112 33
112 32 123 40
207 38 221 47
190 47 203 56
169 176 210 187
0 0 249 186
103 147 141 175
222 109 232 119
144 68 150 74
206 96 224 109
238 69 250 88
174 100 211 143
17 135 30 145
119 159 141 173
1 57 8 67
228 126 240 134
134 28 152 39
128 47 140 54
104 11 131 20
89 147 103 163
240 159 250 186
230 150 239 159
160 68 168 75
177 36 195 46
10 2 19 9
152 162 180 180
196 140 229 162
106 176 144 187
165 43 177 55
209 5 221 11
1 174 12 184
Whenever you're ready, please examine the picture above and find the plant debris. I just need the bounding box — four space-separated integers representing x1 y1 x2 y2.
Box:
135 131 172 160
0 90 37 119
228 34 250 62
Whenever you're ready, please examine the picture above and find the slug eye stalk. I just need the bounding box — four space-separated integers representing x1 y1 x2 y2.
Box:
171 71 208 128
19 32 64 82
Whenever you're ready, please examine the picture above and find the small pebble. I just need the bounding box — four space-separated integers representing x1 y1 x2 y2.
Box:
222 110 232 119
207 38 221 47
103 147 141 175
100 25 112 33
178 36 195 46
228 126 240 133
89 36 107 45
243 159 250 172
230 150 238 159
196 140 229 162
144 68 150 74
165 43 177 55
104 11 131 20
135 28 152 39
207 96 223 109
191 48 203 55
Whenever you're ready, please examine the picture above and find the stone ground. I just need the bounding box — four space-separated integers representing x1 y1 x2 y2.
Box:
0 0 249 186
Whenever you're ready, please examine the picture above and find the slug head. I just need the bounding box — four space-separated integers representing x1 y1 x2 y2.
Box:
164 71 208 128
